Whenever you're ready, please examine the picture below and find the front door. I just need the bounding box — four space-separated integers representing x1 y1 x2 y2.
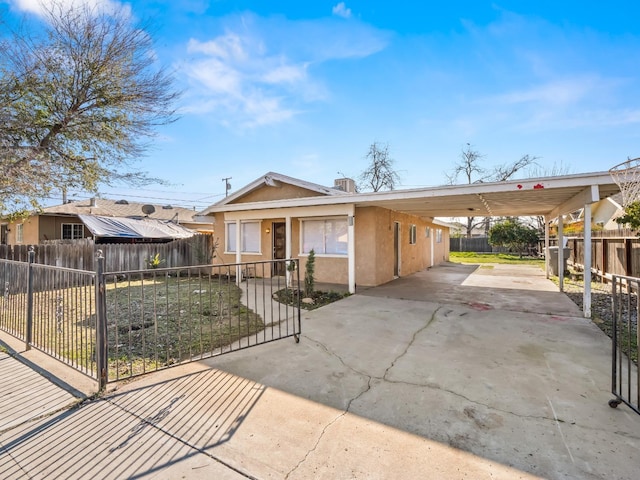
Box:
272 222 286 276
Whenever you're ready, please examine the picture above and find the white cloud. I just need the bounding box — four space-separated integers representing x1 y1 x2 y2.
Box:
9 0 127 16
332 2 352 19
180 13 387 128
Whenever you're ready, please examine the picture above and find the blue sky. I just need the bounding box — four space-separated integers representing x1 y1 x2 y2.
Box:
2 0 639 210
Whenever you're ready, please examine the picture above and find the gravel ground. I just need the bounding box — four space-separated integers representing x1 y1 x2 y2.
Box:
560 276 637 364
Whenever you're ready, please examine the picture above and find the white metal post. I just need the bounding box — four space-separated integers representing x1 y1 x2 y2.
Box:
558 216 564 292
583 203 592 318
544 216 550 279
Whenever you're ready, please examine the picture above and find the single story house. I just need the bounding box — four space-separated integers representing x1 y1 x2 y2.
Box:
199 172 451 292
1 197 214 245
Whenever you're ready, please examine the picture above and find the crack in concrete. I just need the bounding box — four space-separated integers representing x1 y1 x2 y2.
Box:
382 307 441 381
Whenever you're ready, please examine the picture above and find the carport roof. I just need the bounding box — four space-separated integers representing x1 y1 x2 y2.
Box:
201 170 619 220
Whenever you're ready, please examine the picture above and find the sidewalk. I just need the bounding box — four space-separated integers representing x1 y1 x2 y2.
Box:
1 357 538 479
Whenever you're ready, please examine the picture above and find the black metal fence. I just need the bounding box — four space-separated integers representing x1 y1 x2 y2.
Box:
0 250 301 390
609 275 639 416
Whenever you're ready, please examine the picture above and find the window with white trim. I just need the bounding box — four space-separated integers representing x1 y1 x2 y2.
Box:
225 221 261 253
436 228 443 243
409 224 417 244
301 218 348 255
16 223 23 243
62 223 84 240
425 227 430 238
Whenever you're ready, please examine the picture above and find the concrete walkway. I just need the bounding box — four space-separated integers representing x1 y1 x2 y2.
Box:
1 262 639 479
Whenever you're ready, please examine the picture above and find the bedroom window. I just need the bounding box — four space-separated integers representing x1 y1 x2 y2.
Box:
301 218 348 255
225 221 260 253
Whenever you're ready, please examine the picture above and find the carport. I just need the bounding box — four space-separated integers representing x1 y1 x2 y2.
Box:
344 170 620 318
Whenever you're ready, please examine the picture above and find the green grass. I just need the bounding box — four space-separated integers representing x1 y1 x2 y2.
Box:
450 252 545 266
105 274 263 379
0 274 264 380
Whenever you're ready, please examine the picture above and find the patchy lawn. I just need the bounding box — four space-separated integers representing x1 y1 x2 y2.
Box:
450 252 545 266
105 274 263 379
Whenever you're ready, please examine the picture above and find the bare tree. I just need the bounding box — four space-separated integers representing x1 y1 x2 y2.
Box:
359 142 400 192
445 144 538 237
444 144 485 185
0 1 179 215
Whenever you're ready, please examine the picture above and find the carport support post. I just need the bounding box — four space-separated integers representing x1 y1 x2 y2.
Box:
558 216 564 292
583 203 592 318
544 216 550 279
95 250 108 391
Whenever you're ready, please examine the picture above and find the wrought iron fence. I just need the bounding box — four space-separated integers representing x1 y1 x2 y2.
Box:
609 275 640 416
0 250 301 390
102 259 301 386
0 251 98 378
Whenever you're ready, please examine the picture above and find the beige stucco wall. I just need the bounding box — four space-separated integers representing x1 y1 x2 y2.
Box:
208 203 450 288
230 184 325 204
353 207 445 287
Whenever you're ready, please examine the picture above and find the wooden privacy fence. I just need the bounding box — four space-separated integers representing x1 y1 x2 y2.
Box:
450 236 511 253
563 232 640 279
0 235 214 272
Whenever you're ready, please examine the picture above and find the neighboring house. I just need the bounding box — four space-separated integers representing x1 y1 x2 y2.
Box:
0 198 214 245
199 172 450 292
559 193 624 233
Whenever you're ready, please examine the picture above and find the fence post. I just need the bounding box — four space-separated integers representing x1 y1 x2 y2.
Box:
25 246 35 350
95 250 108 391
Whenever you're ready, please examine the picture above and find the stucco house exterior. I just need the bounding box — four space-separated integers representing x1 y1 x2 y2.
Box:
200 172 450 293
0 198 214 245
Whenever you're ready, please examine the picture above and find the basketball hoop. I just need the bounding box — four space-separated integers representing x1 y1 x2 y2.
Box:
609 157 640 207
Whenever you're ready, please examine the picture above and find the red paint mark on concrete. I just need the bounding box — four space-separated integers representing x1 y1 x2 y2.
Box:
467 302 494 311
533 183 544 189
517 184 523 189
550 315 569 322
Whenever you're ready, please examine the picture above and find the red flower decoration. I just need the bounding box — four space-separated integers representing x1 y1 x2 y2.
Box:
533 183 544 189
517 184 523 189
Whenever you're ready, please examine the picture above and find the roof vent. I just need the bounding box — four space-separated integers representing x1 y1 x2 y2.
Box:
115 199 129 205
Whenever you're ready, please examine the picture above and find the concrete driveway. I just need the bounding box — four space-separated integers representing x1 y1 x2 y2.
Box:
1 262 638 479
206 262 639 479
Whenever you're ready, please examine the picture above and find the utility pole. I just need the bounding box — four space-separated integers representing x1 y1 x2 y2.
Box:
222 177 232 197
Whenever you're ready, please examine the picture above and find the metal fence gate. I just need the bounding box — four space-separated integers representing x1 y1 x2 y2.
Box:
0 249 301 390
609 275 640 415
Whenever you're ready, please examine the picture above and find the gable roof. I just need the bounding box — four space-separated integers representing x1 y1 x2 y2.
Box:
211 172 348 208
41 198 209 225
201 170 620 220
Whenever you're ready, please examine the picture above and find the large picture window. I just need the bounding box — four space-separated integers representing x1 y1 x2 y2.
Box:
302 218 348 255
62 223 84 240
225 221 260 253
